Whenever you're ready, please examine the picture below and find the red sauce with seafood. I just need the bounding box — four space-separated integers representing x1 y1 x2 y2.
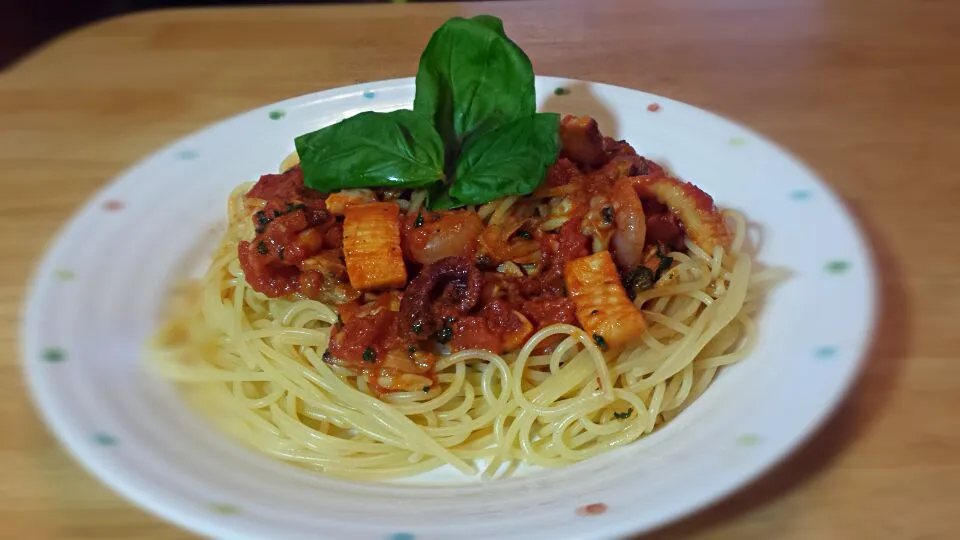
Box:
237 115 731 392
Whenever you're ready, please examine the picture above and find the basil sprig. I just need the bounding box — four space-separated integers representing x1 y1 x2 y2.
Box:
414 15 536 159
294 110 445 189
294 15 560 210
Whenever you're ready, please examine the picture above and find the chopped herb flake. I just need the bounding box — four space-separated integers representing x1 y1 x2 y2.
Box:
601 206 614 223
412 321 424 335
277 245 285 260
623 266 655 299
254 211 271 233
613 407 634 420
655 255 674 281
362 347 377 363
516 228 532 240
407 344 417 354
414 212 424 228
476 254 496 270
422 386 431 393
436 325 454 344
592 333 608 350
256 241 269 255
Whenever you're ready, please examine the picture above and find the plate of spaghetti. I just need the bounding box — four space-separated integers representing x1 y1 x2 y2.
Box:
21 15 875 540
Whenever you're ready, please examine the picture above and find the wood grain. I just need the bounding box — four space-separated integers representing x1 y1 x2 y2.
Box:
2 0 959 538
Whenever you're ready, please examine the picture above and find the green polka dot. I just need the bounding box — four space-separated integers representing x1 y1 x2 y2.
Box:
268 110 286 120
93 433 118 446
790 189 812 200
207 502 240 515
42 348 65 362
737 434 760 446
178 149 198 160
728 136 747 147
54 269 76 281
363 90 376 99
815 346 837 359
553 87 570 96
825 260 850 274
390 534 415 540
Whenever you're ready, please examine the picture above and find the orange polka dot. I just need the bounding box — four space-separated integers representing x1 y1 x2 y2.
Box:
647 103 662 112
103 200 124 211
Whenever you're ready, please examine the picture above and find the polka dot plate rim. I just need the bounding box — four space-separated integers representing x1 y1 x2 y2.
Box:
19 77 877 540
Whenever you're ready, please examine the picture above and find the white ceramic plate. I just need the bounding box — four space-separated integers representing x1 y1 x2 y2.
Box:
21 77 875 540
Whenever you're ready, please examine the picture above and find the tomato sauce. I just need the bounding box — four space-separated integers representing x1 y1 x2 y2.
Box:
235 117 700 393
238 167 342 298
448 316 504 353
328 308 398 363
539 217 591 295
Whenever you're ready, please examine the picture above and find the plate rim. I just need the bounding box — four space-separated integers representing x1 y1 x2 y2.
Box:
19 75 878 540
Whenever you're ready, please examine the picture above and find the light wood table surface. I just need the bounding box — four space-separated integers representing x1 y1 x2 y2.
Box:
2 0 959 538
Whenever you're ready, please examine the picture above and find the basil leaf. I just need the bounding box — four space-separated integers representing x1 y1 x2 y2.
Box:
438 113 560 208
294 109 445 192
426 182 459 211
413 16 536 156
470 14 506 35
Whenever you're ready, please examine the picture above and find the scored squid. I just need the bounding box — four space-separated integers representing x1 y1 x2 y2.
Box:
342 202 408 291
611 174 733 269
564 250 647 349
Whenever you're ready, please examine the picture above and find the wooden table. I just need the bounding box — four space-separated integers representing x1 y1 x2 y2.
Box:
2 0 958 538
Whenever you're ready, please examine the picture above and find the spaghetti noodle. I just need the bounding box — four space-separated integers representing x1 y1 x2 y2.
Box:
149 116 776 480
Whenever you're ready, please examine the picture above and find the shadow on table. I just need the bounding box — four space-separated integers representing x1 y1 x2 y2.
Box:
634 200 908 539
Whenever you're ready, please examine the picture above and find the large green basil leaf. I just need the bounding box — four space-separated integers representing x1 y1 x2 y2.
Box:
432 113 560 209
413 16 536 156
294 109 445 192
425 181 458 211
